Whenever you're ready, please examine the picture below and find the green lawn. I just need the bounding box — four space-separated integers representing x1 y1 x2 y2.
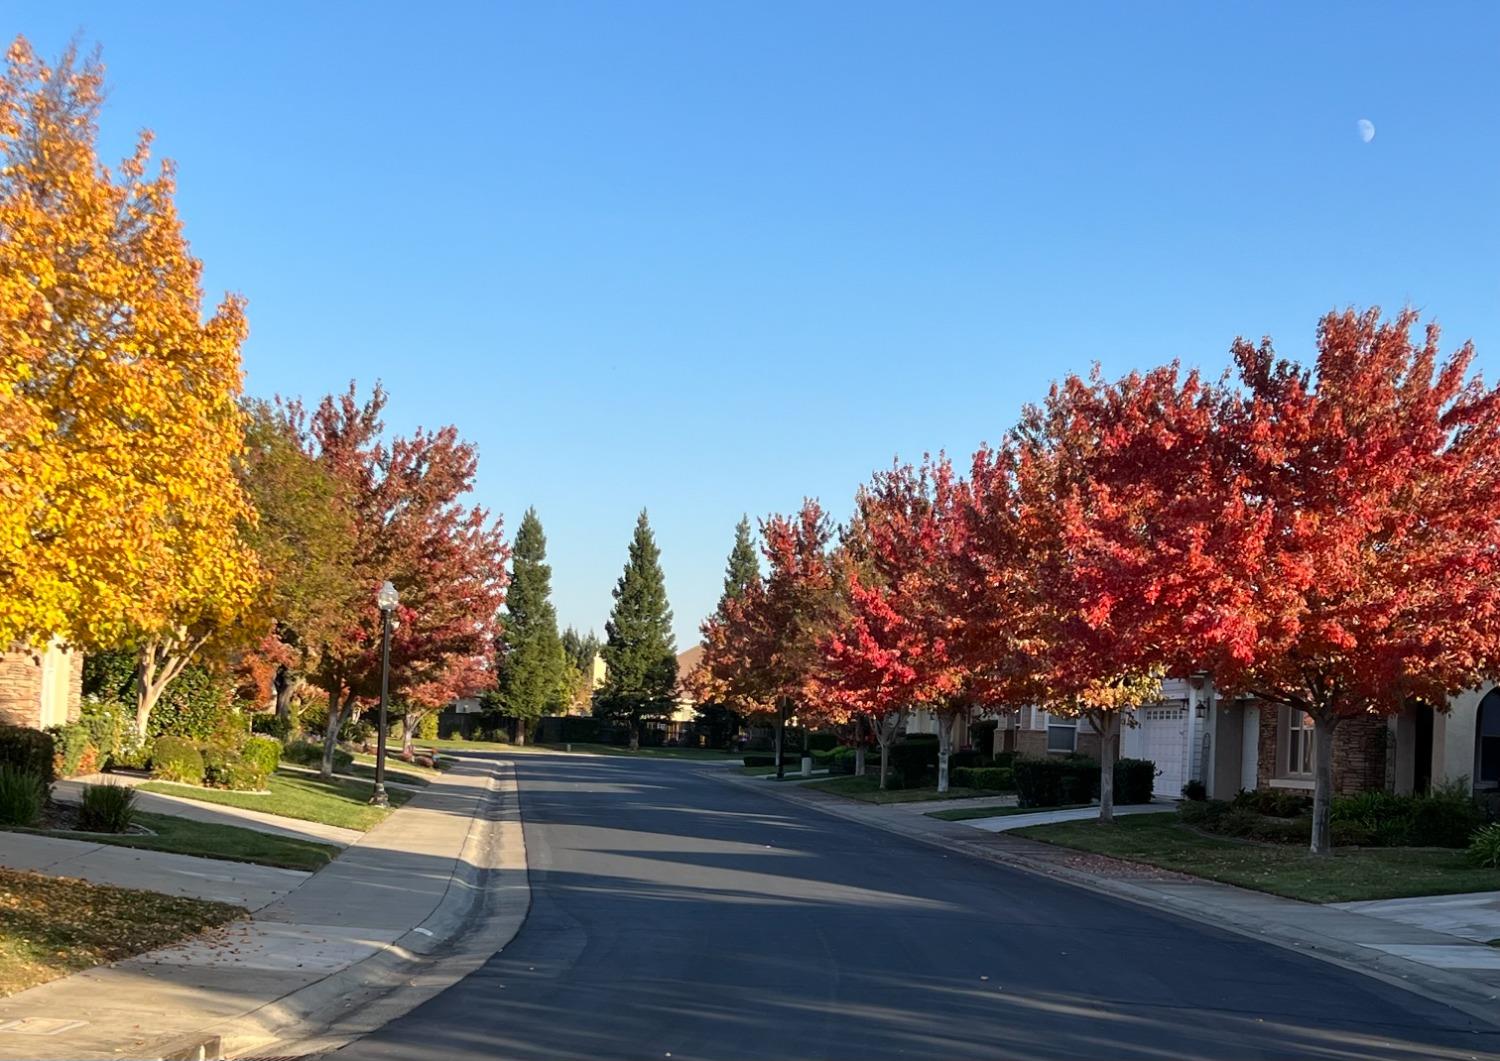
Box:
928 802 1082 822
0 867 241 997
140 769 411 831
1015 813 1500 903
430 737 518 754
802 775 1008 805
17 812 340 871
341 758 434 787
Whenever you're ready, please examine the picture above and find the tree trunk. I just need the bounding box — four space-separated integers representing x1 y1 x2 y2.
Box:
274 665 298 727
133 634 201 739
1310 712 1340 855
402 713 418 756
875 708 909 790
853 714 866 776
936 710 956 794
514 719 527 746
320 688 353 779
1097 709 1119 824
629 719 641 751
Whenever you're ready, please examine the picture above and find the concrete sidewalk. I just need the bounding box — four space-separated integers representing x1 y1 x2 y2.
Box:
0 756 528 1061
718 769 1500 1028
953 801 1175 831
0 833 308 910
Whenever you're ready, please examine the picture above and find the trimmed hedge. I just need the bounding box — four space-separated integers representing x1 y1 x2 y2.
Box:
1013 755 1099 807
1184 784 1489 849
951 766 1015 791
1113 758 1156 805
251 712 294 741
150 736 204 784
0 724 55 785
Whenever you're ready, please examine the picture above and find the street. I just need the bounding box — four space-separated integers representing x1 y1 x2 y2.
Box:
332 753 1500 1061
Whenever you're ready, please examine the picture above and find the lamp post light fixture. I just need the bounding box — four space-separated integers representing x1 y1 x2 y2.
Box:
370 580 399 807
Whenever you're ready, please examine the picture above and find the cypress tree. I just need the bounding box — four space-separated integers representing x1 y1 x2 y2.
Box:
498 508 567 741
595 510 678 748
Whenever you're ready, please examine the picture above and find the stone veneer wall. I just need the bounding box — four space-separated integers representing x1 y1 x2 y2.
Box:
1256 704 1387 794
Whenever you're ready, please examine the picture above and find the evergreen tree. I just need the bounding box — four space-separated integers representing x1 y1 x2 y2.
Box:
723 515 760 600
498 508 567 741
560 626 601 712
595 510 678 748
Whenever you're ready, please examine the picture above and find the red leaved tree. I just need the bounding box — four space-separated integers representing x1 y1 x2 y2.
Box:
1209 308 1500 852
1001 363 1238 820
297 384 509 778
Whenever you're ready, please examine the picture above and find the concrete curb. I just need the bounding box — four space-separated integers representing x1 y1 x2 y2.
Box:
715 769 1500 1032
213 761 531 1059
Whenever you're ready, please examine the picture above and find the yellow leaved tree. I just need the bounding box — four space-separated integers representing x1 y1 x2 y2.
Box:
0 38 259 735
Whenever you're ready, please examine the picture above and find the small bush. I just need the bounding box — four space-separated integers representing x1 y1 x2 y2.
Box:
109 734 151 771
150 736 204 784
1233 789 1312 818
417 712 439 740
1407 791 1486 848
282 740 352 772
951 766 1015 791
79 697 133 760
240 735 282 779
888 735 940 787
78 783 137 833
0 725 55 785
1215 806 1263 838
1113 758 1156 805
48 722 98 778
949 749 985 771
0 766 45 826
251 712 294 741
1468 823 1500 868
1181 779 1208 802
1177 799 1231 828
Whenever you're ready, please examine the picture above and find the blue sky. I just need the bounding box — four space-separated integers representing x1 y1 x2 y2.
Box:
13 2 1498 648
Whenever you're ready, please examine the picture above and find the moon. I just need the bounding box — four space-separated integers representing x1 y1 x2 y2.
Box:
1357 118 1375 143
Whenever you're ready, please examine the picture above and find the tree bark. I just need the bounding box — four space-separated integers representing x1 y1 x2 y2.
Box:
853 712 867 776
936 709 957 794
133 631 206 738
875 707 909 790
320 688 355 779
1096 709 1119 823
1310 712 1340 855
629 718 641 751
274 665 298 728
402 713 419 756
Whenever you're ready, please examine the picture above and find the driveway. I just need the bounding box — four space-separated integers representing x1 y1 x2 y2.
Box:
330 752 1499 1060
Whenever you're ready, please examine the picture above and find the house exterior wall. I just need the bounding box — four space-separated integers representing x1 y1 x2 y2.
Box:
1255 703 1387 794
1433 684 1488 792
0 644 82 729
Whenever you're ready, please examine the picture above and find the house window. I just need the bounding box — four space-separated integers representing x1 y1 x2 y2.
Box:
1478 690 1500 788
1046 715 1077 753
1283 708 1315 778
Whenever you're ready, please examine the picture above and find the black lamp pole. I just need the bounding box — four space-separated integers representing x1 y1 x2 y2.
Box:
371 581 398 807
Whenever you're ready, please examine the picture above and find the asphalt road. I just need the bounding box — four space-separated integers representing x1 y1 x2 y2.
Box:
333 753 1500 1060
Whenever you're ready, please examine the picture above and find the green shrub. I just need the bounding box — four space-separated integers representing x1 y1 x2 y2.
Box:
1113 758 1156 805
887 735 940 787
1407 789 1486 848
949 749 985 770
150 736 204 784
951 766 1015 790
1468 823 1500 868
109 734 151 771
47 722 98 778
282 740 352 772
251 712 294 741
0 724 55 785
0 766 45 826
1233 789 1312 818
1216 806 1262 837
1013 755 1099 807
1181 779 1208 801
417 712 439 740
78 783 137 833
1249 815 1311 844
1177 799 1231 828
806 732 839 753
79 697 133 760
240 735 282 779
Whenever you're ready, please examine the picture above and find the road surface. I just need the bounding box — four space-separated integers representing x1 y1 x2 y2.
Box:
332 752 1499 1060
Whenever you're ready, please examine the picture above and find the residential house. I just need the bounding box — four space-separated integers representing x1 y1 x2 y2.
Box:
667 645 705 743
0 642 83 730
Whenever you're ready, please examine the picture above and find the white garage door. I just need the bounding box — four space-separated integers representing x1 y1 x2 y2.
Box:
1139 704 1187 800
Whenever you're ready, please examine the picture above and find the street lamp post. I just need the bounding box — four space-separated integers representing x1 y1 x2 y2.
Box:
370 580 399 807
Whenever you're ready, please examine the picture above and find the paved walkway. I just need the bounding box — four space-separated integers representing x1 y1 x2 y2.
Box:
0 832 308 910
955 801 1175 831
0 757 521 1061
55 777 363 847
718 769 1500 1027
1334 890 1500 945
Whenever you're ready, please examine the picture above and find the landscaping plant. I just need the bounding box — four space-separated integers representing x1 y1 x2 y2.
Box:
150 736 204 784
1468 823 1500 869
0 765 45 827
78 783 137 833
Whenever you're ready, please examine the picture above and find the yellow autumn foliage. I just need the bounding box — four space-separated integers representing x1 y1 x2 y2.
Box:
0 38 259 651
